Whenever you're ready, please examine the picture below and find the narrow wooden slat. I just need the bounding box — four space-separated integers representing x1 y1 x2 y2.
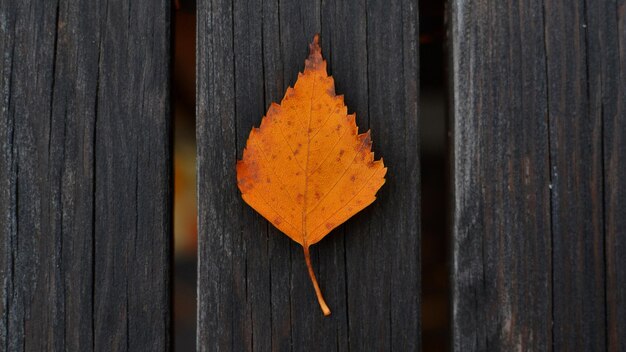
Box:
544 1 605 350
93 1 171 351
0 1 171 351
196 0 237 349
197 0 420 350
450 0 626 350
450 1 553 350
351 0 421 349
589 1 626 350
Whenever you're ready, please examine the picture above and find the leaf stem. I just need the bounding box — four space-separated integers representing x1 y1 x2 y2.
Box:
303 245 331 316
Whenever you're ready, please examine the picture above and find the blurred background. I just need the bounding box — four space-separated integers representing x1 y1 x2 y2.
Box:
172 1 447 350
418 1 449 350
172 1 197 350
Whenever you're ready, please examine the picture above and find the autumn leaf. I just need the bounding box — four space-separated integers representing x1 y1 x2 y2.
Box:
236 34 386 316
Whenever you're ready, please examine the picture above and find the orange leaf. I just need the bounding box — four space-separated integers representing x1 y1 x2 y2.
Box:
236 34 386 316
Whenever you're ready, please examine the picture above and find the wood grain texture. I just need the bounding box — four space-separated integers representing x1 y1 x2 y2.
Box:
450 0 625 350
196 0 420 350
450 1 552 350
544 1 605 350
0 1 171 351
593 1 626 351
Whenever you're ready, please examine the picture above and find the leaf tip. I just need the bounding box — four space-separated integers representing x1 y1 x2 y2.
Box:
310 33 321 55
305 34 325 72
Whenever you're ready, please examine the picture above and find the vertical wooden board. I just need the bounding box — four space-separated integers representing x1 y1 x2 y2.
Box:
232 0 270 350
93 1 171 351
610 2 626 348
0 0 12 346
4 2 61 350
544 1 606 350
343 0 421 350
91 0 172 350
588 0 626 350
259 3 293 352
196 0 237 349
197 0 420 350
451 0 626 350
450 1 552 350
47 2 100 350
0 1 171 351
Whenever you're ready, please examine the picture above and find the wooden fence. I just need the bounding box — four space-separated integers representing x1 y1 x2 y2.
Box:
1 0 624 351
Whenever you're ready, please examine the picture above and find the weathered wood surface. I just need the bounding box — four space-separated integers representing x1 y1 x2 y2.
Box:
0 1 171 351
450 0 625 350
197 0 420 350
594 2 626 350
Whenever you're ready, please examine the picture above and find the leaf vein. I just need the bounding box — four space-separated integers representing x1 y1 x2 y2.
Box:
274 119 306 172
308 123 351 176
309 104 342 142
308 167 380 235
251 138 299 205
245 190 301 235
302 74 317 243
306 135 370 215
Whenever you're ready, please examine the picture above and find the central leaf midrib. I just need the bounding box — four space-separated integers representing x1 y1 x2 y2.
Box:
301 75 316 245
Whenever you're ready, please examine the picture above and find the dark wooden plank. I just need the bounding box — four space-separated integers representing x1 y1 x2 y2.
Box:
588 1 626 350
93 1 171 351
544 1 606 350
197 0 420 350
363 1 420 349
0 2 60 350
196 0 237 349
0 1 171 351
450 1 552 350
451 0 626 350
